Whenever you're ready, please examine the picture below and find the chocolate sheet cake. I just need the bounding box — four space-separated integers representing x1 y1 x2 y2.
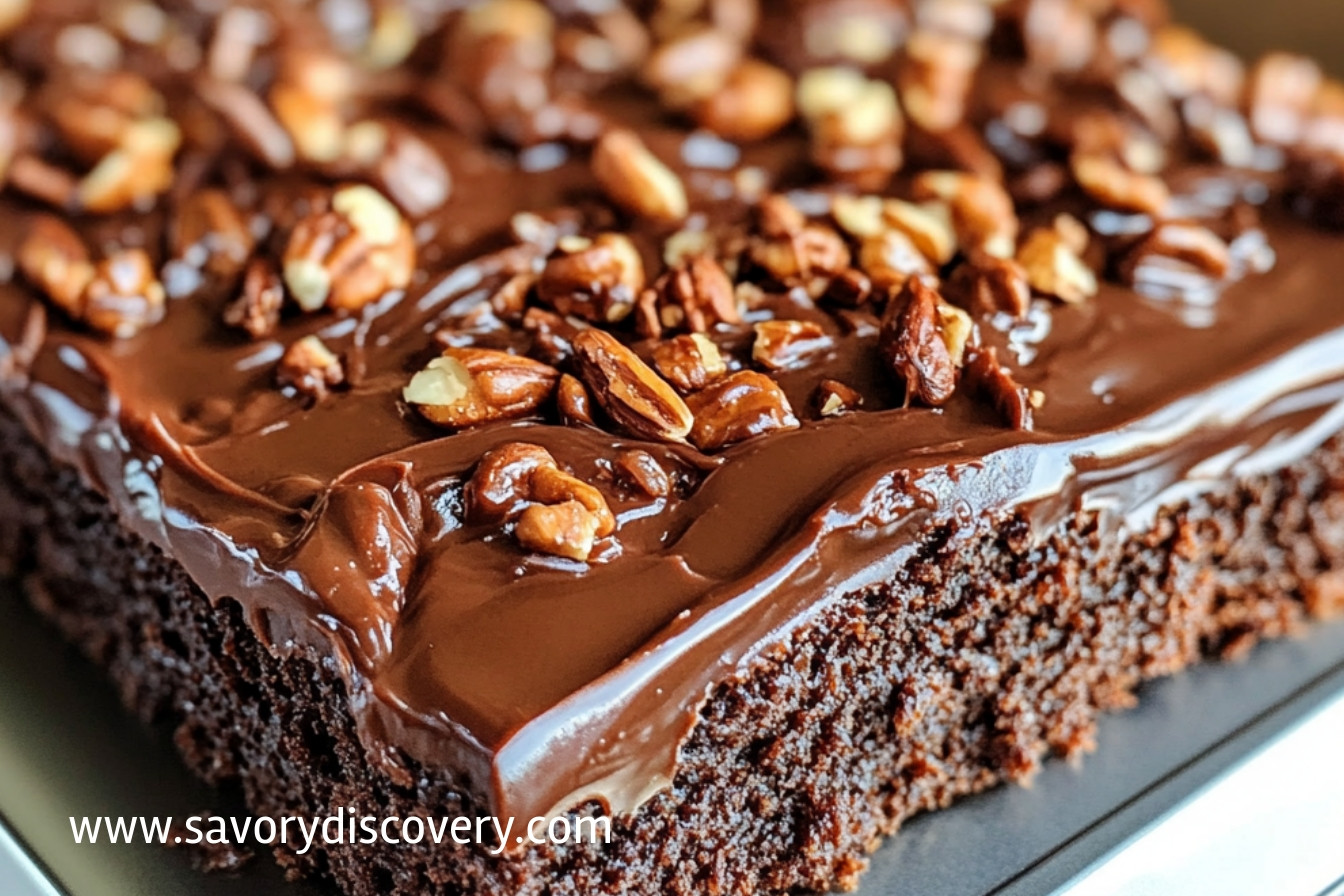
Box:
4 0 1344 893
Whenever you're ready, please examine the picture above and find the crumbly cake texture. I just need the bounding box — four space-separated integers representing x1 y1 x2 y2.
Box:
6 0 1344 893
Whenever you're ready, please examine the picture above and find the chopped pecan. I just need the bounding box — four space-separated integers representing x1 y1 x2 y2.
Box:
645 254 739 336
692 59 795 142
612 448 672 498
81 249 167 338
555 373 594 426
223 258 284 339
342 120 453 217
277 335 345 403
8 156 78 209
751 320 832 371
825 268 874 307
642 27 741 109
912 171 1018 258
17 215 94 318
797 67 903 188
814 379 864 417
591 128 688 223
465 441 615 561
403 347 559 429
685 370 800 451
1017 227 1098 304
878 277 964 406
271 80 345 165
944 252 1032 318
1246 52 1323 146
749 202 851 289
465 442 557 523
963 347 1034 431
489 271 537 322
572 329 694 443
169 188 254 281
522 307 586 366
282 184 416 312
653 333 727 393
516 500 604 561
1070 154 1170 216
197 78 296 169
536 233 644 323
858 229 936 291
1118 220 1233 299
77 117 181 214
897 29 980 132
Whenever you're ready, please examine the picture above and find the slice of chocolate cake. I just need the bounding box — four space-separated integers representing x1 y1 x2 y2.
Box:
3 0 1344 893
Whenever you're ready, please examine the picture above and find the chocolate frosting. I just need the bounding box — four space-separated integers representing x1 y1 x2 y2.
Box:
4 0 1344 836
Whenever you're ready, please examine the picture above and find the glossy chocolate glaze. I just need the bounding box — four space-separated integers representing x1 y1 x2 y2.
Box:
4 3 1344 834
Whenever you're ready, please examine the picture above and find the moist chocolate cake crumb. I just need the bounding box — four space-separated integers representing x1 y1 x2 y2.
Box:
3 397 1338 895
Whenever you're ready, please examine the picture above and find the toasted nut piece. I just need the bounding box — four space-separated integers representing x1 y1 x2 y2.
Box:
555 373 594 425
592 128 688 223
642 27 740 108
197 77 296 169
343 120 453 217
884 200 957 266
758 193 807 238
750 206 851 287
643 254 738 338
466 442 557 523
797 68 903 187
516 500 602 561
77 116 181 214
613 448 671 498
685 370 800 451
1070 154 1170 216
1147 25 1245 104
170 188 254 280
825 267 875 307
912 171 1018 257
489 271 537 321
858 229 936 291
537 232 644 323
1246 52 1323 146
653 333 727 393
963 346 1034 430
530 465 616 536
572 329 694 443
8 156 79 209
897 30 980 131
81 249 167 338
879 277 959 406
404 348 559 429
277 335 345 402
283 184 416 312
271 82 344 164
1304 570 1344 620
17 215 94 317
944 253 1032 318
692 59 795 142
1118 220 1233 299
831 194 885 238
223 258 285 339
936 301 974 367
815 379 864 417
751 320 832 371
1017 227 1098 304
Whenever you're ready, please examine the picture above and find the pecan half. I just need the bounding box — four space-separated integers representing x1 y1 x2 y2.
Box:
404 347 559 429
536 233 644 323
692 59 795 142
277 335 345 403
343 120 453 217
516 500 604 561
685 370 800 451
591 128 688 223
1118 220 1233 299
1070 153 1170 216
857 229 936 291
522 307 586 367
751 320 832 371
797 67 903 188
283 184 416 313
878 277 963 406
465 441 557 523
572 329 694 442
653 332 727 393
